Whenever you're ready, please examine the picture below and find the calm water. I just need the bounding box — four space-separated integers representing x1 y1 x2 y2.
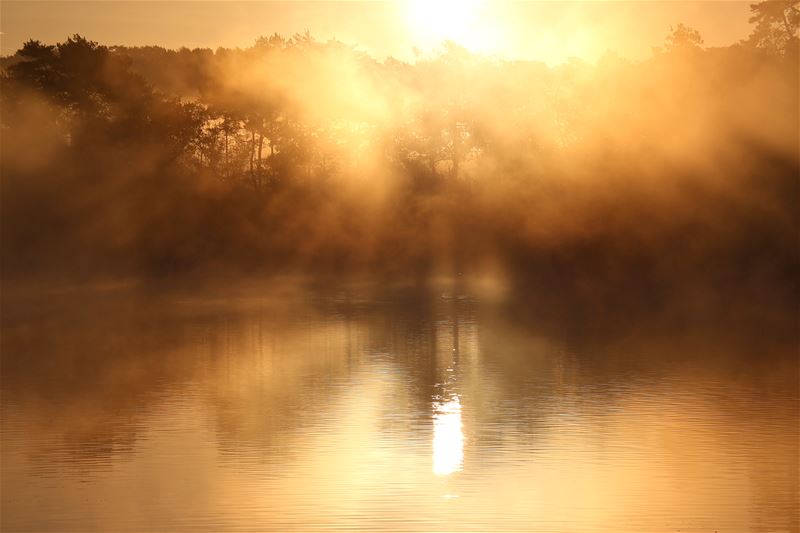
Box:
2 285 798 532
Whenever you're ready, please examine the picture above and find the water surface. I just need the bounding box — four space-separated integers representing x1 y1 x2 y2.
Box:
2 286 798 532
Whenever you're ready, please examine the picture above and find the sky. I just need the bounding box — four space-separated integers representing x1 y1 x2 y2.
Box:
1 1 753 64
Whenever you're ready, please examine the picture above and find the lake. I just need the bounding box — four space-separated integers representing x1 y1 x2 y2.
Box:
2 283 798 532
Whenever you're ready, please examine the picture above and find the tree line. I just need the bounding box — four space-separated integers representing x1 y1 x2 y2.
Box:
1 1 798 311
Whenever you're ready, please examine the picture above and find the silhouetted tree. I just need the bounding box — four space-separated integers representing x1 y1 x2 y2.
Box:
748 0 800 54
665 24 705 52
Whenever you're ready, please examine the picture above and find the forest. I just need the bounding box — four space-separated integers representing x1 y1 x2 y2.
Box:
1 1 798 316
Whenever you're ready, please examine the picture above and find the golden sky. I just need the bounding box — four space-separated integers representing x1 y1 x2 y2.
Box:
1 1 752 64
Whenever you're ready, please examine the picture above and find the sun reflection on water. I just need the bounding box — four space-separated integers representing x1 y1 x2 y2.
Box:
432 395 463 475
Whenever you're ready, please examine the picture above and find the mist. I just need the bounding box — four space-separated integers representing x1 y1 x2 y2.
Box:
1 10 798 321
1 5 799 530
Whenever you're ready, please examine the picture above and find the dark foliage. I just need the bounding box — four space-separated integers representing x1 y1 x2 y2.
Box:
1 5 797 315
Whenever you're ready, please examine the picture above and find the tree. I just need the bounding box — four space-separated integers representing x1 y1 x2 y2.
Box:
665 24 704 52
748 0 800 54
7 40 59 89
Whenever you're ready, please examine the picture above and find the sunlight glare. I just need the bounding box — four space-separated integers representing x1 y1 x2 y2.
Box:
405 0 499 53
432 395 464 475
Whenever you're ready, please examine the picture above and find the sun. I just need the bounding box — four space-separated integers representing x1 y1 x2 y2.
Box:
405 0 498 53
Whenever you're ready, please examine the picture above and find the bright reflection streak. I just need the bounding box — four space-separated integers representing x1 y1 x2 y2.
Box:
432 395 463 475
